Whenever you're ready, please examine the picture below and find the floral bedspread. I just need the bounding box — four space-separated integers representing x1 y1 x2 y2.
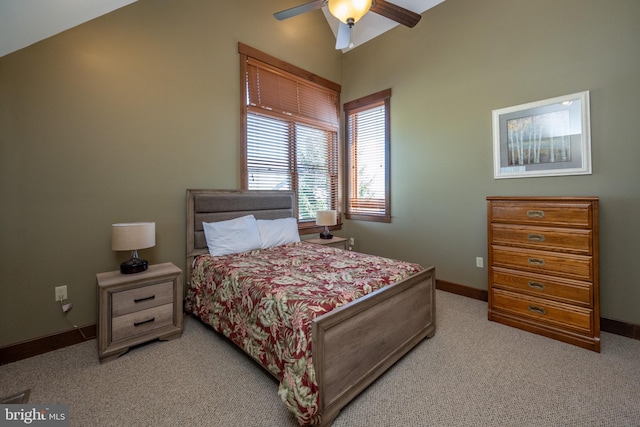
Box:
184 242 422 425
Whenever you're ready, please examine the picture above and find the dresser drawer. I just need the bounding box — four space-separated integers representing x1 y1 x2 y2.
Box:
112 281 173 317
491 224 592 255
492 268 592 307
491 288 593 334
112 303 174 342
489 201 593 228
492 246 592 280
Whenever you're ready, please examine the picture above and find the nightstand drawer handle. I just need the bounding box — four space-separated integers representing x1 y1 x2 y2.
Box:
527 210 545 218
134 317 155 327
528 281 545 290
134 295 156 303
528 305 546 315
527 233 545 242
528 258 545 266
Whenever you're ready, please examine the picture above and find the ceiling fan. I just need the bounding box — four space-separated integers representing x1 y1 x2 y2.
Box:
274 0 422 50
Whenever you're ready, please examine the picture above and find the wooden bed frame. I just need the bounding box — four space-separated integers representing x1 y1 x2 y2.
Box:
186 189 436 426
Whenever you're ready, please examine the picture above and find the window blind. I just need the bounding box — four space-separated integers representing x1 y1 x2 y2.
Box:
345 89 391 222
246 58 339 130
240 44 341 226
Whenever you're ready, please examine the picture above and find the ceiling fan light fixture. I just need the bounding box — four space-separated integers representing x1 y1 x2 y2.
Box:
328 0 371 25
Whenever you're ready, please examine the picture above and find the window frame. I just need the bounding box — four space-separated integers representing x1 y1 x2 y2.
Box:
344 88 392 223
239 43 342 234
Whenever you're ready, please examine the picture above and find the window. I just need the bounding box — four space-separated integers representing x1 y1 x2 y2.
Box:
344 89 391 223
239 44 341 232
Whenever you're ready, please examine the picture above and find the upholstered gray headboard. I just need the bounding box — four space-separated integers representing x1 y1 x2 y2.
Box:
186 189 296 283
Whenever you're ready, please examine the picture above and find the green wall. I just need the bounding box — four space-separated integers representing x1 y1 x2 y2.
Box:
0 0 342 346
340 0 640 325
1 0 639 348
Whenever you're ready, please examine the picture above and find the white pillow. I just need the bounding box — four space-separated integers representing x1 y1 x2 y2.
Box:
257 217 300 249
202 215 262 256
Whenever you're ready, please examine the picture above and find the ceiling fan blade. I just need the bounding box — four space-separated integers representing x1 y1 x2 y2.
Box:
370 0 422 28
335 21 351 49
274 0 327 21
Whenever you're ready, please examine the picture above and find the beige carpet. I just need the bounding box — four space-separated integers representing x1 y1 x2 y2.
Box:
1 290 639 426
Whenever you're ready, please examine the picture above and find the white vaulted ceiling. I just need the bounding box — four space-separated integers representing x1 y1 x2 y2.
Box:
0 0 139 57
0 0 444 58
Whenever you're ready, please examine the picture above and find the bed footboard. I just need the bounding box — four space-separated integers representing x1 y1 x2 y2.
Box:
312 266 436 426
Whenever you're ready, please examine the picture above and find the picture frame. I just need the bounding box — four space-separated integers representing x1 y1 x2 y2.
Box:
492 91 591 179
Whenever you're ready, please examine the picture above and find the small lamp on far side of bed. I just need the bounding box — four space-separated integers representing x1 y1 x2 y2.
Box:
316 210 337 240
112 222 155 274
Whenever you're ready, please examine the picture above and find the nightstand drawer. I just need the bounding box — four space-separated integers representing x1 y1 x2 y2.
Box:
112 280 173 317
491 246 592 281
491 224 592 255
112 303 174 342
305 237 348 250
492 288 593 334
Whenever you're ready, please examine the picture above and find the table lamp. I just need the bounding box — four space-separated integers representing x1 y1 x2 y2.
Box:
316 210 337 239
112 222 155 274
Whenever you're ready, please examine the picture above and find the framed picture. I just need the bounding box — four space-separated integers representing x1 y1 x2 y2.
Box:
492 91 591 179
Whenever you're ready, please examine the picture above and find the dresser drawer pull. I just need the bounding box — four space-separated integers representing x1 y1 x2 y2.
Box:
528 258 545 266
527 233 545 242
528 281 545 290
528 306 546 315
134 317 155 327
527 210 545 218
134 295 156 303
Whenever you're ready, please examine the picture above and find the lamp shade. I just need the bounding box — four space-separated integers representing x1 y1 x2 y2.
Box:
112 222 156 251
316 210 337 226
328 0 371 25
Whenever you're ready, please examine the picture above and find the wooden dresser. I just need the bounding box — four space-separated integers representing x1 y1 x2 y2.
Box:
487 196 600 352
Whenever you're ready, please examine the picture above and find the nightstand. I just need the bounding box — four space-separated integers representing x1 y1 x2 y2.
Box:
96 262 183 363
306 236 348 250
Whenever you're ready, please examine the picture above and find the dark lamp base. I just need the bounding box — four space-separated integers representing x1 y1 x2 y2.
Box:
319 228 333 240
120 258 149 274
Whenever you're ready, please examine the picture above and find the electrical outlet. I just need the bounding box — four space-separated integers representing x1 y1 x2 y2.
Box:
55 285 68 302
476 257 484 268
349 237 355 246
